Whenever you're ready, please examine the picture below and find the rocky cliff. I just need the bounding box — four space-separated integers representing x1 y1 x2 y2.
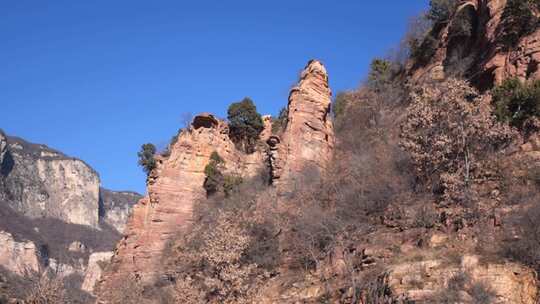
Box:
0 130 141 300
98 60 335 298
410 0 540 90
0 132 101 228
268 60 334 190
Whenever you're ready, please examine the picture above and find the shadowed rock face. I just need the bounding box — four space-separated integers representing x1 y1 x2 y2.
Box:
410 0 540 90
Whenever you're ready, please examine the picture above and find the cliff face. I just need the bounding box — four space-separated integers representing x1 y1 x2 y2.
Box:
0 133 100 228
0 131 141 231
99 60 335 296
410 0 540 90
99 188 141 233
0 130 141 299
100 113 268 287
0 231 40 276
268 60 335 190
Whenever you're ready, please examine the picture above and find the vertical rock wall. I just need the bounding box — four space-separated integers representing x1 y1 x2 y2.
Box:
99 114 269 292
269 60 335 190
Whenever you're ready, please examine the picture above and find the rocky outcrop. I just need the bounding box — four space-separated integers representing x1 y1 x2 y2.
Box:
410 0 540 90
0 135 101 228
268 60 334 189
99 113 269 292
0 131 140 300
387 255 537 303
0 231 40 275
81 251 113 294
0 132 140 231
99 61 336 299
99 188 142 233
0 131 7 168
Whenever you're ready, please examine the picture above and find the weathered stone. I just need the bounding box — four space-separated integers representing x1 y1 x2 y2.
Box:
387 254 537 304
99 188 141 233
0 231 40 275
410 0 540 89
68 241 87 253
81 251 113 294
0 130 7 167
99 115 269 293
271 60 334 189
0 133 140 230
98 61 337 301
192 113 218 129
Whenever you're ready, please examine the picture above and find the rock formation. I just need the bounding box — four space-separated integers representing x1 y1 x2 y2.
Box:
0 134 100 227
267 60 334 189
98 61 335 299
99 113 269 290
387 255 537 303
0 231 40 276
82 252 114 295
0 130 140 299
410 0 540 90
0 131 140 231
99 188 141 233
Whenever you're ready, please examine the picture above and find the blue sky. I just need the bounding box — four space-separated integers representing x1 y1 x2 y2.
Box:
1 1 428 194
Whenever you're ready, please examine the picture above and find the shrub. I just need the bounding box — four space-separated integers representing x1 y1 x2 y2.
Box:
410 34 438 66
227 97 264 153
223 175 243 197
427 0 458 24
137 143 157 175
401 79 516 203
332 92 351 120
203 152 243 197
498 0 538 48
367 59 392 91
203 152 225 196
24 273 67 304
448 5 474 40
271 107 288 134
492 78 540 132
503 197 540 272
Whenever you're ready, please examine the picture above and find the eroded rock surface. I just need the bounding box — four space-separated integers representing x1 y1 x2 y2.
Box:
99 61 336 300
0 135 101 228
99 114 269 293
410 0 540 90
270 60 335 189
99 188 142 233
0 231 40 275
387 255 537 304
82 251 113 294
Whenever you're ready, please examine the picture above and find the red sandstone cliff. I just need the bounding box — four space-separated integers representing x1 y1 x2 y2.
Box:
410 0 540 89
98 60 335 299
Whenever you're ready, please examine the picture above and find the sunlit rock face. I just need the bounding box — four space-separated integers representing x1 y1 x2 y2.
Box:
270 60 335 190
99 188 142 233
98 61 336 300
0 230 40 276
0 134 101 228
99 113 270 291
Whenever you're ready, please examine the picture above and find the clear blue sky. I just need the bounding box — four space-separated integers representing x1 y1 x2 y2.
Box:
1 1 428 194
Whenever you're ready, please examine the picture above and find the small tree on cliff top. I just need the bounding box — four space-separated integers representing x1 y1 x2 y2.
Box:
138 143 157 175
227 97 264 153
